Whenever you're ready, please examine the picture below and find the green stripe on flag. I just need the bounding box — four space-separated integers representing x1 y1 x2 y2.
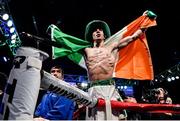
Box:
48 24 91 69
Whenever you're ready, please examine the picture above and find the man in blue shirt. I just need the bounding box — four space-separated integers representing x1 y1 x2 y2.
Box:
34 66 75 120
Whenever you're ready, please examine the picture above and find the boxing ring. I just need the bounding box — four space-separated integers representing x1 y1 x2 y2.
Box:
0 47 179 120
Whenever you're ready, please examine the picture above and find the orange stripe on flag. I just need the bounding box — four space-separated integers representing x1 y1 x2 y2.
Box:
114 16 156 80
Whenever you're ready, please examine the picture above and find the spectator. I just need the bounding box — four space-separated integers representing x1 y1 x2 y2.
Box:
34 66 76 120
141 87 173 120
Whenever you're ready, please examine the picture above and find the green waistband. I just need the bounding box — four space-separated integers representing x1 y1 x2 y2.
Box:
89 79 115 87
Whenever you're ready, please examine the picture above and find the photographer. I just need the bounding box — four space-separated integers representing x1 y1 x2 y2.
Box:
154 88 172 104
141 87 173 120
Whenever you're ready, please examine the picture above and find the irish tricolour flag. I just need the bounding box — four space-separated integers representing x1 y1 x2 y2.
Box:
48 11 157 80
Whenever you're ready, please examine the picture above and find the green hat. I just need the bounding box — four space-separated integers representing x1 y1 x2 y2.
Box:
85 20 111 41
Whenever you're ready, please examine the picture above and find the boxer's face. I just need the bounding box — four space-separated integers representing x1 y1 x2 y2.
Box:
92 28 105 42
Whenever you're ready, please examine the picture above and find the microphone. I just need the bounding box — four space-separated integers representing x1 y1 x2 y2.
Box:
20 32 62 48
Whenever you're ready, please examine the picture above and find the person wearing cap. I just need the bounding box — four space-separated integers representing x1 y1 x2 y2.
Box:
84 20 145 82
84 12 148 120
48 10 157 120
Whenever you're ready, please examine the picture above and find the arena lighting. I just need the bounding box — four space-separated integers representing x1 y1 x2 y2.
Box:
2 13 9 20
167 77 171 82
154 62 180 83
0 12 21 55
11 34 16 40
124 85 127 89
171 76 175 81
7 20 13 27
154 78 158 82
10 39 16 44
117 86 134 97
9 27 15 33
175 75 179 79
120 86 123 89
3 56 7 62
117 85 129 90
81 82 88 88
